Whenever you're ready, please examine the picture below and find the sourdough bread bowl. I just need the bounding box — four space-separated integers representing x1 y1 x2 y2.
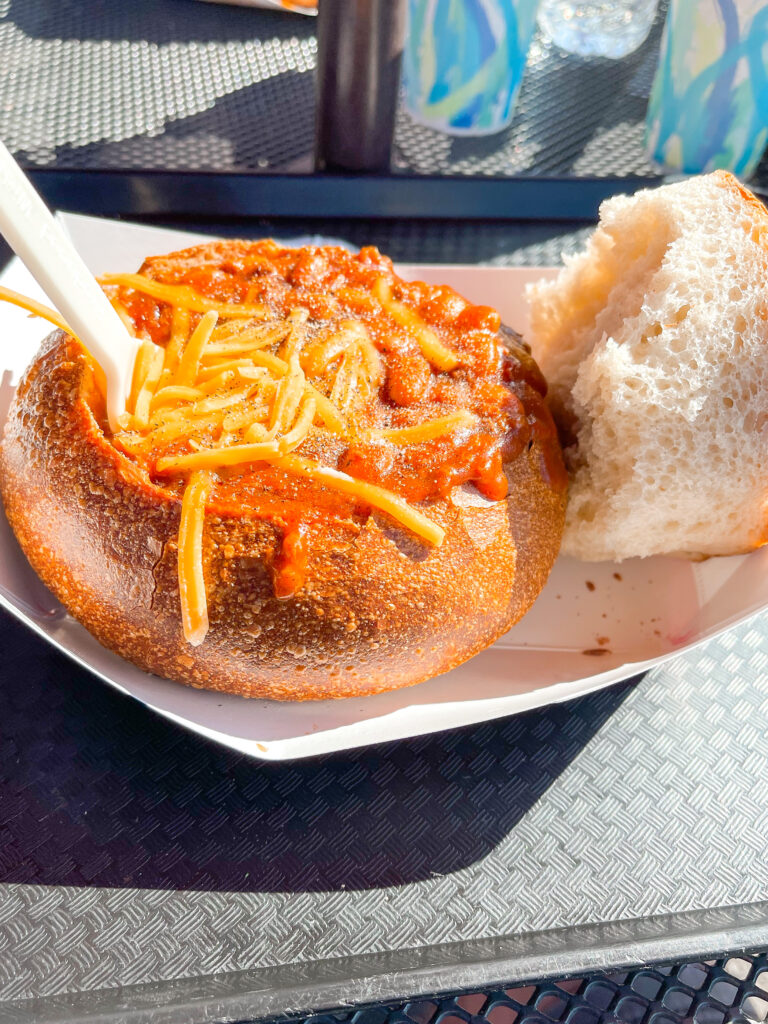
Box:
0 241 566 700
528 171 768 563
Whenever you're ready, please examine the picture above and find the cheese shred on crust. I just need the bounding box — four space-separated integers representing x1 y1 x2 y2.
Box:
1 269 472 646
372 411 476 446
274 455 446 547
178 471 214 646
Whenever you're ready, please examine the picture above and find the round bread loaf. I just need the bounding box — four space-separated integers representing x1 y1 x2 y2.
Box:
1 241 566 700
528 171 768 562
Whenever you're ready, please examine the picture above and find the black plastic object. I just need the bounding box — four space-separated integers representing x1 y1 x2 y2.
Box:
315 0 407 172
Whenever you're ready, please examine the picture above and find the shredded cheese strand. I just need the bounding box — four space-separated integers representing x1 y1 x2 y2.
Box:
330 347 357 416
131 342 165 428
269 354 305 434
163 307 190 374
310 385 347 436
201 328 287 359
358 336 383 388
150 385 205 411
373 410 477 446
196 357 255 381
302 330 351 377
155 439 284 474
194 370 237 395
186 385 258 416
0 284 74 336
373 278 460 372
171 310 218 387
280 394 317 449
280 308 309 361
243 421 270 442
178 471 214 646
235 366 269 382
123 410 226 452
100 273 269 318
224 406 271 433
210 317 262 341
274 454 445 547
248 350 291 376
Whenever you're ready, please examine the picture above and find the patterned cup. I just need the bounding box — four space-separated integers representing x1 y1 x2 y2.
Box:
403 0 540 136
646 0 768 176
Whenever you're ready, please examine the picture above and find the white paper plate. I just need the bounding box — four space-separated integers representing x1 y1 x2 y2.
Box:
2 213 767 761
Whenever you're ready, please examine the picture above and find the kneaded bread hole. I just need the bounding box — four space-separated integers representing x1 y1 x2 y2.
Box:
529 175 768 561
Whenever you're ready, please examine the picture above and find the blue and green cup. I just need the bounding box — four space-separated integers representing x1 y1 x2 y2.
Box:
646 0 768 177
403 0 540 136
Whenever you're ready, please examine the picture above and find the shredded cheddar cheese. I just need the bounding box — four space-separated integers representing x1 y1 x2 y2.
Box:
156 439 285 474
0 284 74 336
280 307 309 361
171 310 218 387
100 273 270 319
306 384 346 435
373 278 460 372
278 394 317 449
373 410 476 446
163 306 191 375
195 370 238 395
150 385 205 411
196 358 255 381
273 455 446 547
178 471 213 645
130 341 165 429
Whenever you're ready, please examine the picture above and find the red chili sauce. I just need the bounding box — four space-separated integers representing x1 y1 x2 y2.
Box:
114 241 561 595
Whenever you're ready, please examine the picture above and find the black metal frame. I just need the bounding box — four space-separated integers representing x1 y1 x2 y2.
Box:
28 170 663 222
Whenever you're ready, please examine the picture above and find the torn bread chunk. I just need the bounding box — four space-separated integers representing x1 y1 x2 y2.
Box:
527 171 768 562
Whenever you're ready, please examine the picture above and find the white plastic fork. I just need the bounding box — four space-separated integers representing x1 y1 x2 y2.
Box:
0 140 137 430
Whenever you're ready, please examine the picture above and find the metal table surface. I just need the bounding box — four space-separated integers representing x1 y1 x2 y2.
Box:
1 2 768 1022
2 211 768 1017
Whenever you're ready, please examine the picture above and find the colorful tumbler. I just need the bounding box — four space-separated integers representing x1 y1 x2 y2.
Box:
403 0 540 136
646 0 768 176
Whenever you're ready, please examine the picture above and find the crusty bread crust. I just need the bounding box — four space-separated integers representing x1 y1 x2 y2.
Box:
0 330 566 700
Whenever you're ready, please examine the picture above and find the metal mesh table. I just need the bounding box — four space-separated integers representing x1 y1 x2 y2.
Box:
302 954 768 1024
2 0 767 186
1 2 768 1022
